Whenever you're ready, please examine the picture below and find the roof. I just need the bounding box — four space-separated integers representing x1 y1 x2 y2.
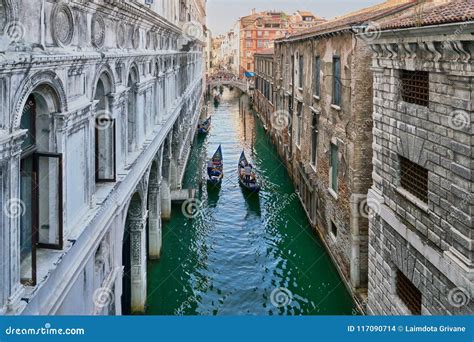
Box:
297 11 315 17
255 48 275 56
380 0 474 30
279 0 416 41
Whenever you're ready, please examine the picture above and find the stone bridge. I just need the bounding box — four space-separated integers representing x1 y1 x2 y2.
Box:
207 79 249 93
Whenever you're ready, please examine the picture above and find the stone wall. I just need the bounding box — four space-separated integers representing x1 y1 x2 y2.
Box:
367 23 474 315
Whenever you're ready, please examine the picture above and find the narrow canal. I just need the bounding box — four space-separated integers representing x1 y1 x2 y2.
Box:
146 89 355 315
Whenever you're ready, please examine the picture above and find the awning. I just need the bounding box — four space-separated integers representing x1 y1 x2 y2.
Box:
244 72 255 77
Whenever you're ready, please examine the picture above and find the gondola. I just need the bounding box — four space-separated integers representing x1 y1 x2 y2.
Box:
207 145 224 185
238 151 261 193
213 94 220 107
198 117 211 134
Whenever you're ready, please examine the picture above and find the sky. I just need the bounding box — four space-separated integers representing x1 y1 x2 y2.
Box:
207 0 382 35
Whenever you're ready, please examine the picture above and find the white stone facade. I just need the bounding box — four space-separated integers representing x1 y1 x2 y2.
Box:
0 0 205 315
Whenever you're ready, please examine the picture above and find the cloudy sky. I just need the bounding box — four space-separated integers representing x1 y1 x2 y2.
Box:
207 0 382 35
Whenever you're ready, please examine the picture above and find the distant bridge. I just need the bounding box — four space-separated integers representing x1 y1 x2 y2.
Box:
207 79 249 92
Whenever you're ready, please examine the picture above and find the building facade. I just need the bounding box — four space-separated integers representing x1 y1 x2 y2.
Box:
0 0 205 315
239 9 324 75
254 49 275 130
269 0 419 309
367 1 474 315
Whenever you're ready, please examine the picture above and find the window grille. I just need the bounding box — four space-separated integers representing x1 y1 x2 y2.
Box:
396 270 422 315
400 70 429 107
399 156 428 203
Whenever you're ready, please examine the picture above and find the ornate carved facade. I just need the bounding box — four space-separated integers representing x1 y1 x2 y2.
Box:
0 0 205 315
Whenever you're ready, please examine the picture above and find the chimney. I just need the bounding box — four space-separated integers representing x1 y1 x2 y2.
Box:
251 8 256 15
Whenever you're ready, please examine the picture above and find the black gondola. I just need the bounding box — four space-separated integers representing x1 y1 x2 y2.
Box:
238 151 260 193
213 94 220 107
198 117 211 134
207 145 223 185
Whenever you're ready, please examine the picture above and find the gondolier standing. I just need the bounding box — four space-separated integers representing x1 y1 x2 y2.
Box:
244 164 252 184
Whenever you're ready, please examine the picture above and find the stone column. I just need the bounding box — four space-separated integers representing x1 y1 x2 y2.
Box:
0 132 26 314
166 71 171 111
148 182 162 259
129 215 147 314
160 179 171 220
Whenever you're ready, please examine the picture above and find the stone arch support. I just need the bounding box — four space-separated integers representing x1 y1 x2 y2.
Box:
147 180 162 259
160 179 171 221
122 192 147 315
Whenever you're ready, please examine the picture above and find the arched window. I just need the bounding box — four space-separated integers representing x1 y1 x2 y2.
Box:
127 67 138 152
19 87 64 286
94 75 116 182
154 63 161 125
0 1 8 33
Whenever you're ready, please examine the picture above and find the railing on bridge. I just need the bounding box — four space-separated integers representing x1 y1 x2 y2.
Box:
206 73 250 93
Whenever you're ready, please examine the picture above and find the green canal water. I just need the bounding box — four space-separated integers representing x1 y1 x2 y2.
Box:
146 89 355 315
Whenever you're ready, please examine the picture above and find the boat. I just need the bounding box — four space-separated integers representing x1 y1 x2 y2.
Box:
213 94 220 107
238 151 261 193
198 117 211 134
207 145 224 185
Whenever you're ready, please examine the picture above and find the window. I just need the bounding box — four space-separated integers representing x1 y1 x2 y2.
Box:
332 56 341 106
399 156 428 203
400 70 429 107
331 221 338 238
296 102 303 146
246 31 251 38
290 55 294 87
94 77 116 182
20 92 64 286
311 112 319 167
330 143 338 193
95 115 116 182
246 40 252 48
257 40 263 48
396 269 422 315
127 69 138 152
313 56 320 97
298 54 304 88
257 31 263 37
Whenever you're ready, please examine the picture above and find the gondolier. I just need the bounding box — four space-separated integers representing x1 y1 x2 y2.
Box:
207 145 224 185
238 151 261 193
